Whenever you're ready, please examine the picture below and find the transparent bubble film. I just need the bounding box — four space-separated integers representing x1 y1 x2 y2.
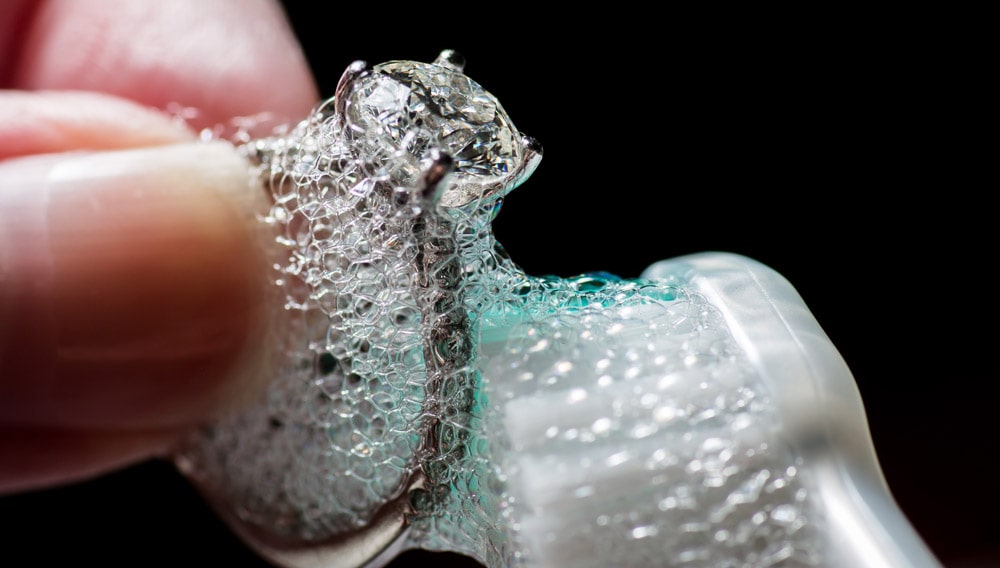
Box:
178 56 821 568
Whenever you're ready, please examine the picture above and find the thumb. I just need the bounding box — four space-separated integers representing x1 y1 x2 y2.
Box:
0 141 281 491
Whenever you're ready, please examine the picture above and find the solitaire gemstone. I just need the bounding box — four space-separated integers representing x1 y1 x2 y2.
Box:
346 60 522 203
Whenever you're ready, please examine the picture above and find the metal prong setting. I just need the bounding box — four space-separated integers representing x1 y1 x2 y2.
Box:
505 133 543 193
433 49 466 72
420 149 455 204
334 60 369 117
520 134 543 170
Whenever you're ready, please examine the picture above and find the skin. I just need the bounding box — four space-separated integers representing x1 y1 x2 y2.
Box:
0 0 318 493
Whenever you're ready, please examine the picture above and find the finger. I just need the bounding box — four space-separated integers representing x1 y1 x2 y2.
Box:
0 90 195 160
12 0 318 130
0 427 177 494
0 142 280 432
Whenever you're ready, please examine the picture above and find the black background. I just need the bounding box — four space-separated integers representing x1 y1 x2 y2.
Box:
2 6 993 568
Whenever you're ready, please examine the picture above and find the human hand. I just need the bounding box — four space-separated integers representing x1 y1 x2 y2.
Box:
0 0 317 493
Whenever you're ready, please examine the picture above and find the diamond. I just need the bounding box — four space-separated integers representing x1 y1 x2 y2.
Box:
345 60 523 207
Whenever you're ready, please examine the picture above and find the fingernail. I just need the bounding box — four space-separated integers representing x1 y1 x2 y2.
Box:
0 142 278 430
